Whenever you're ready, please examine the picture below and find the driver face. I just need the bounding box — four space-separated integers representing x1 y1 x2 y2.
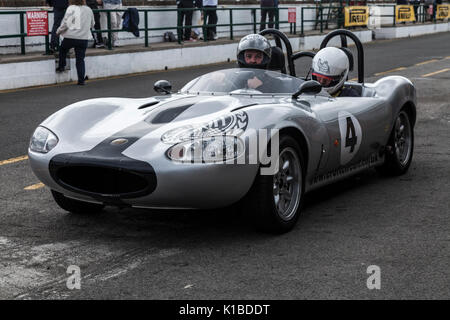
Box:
244 50 264 65
312 72 333 87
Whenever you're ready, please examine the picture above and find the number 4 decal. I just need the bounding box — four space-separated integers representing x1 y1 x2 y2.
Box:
345 117 357 153
338 111 362 165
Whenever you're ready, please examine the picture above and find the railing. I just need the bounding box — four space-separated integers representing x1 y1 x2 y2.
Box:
0 4 447 55
0 7 296 55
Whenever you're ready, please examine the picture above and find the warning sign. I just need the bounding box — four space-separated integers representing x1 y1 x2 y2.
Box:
288 8 296 23
395 5 416 23
344 6 369 27
436 4 450 20
26 11 48 36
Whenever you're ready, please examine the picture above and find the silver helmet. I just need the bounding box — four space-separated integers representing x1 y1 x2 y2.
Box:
237 34 272 69
311 47 349 95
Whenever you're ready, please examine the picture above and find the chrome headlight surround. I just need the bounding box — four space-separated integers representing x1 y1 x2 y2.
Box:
161 111 249 144
29 126 59 154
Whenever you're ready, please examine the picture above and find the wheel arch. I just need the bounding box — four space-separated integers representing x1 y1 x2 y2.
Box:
400 100 417 126
278 127 309 176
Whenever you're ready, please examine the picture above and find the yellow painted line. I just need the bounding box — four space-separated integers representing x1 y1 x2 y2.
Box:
349 77 358 81
0 155 28 166
374 67 406 76
415 59 438 66
24 182 45 190
422 68 450 78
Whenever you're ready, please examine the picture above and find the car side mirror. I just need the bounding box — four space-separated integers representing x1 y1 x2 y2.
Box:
292 80 322 99
154 80 172 94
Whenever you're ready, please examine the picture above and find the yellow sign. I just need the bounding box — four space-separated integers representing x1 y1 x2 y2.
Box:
344 6 369 27
436 4 450 20
395 5 416 22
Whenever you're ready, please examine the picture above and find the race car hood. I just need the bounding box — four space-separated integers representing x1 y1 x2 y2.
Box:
39 94 279 154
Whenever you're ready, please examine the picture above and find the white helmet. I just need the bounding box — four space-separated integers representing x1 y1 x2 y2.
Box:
311 47 349 95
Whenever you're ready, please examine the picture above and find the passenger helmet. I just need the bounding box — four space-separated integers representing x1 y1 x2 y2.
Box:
237 34 272 69
311 47 349 95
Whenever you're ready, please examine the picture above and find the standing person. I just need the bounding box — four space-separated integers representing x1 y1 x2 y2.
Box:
86 0 104 48
177 0 195 42
102 0 123 47
260 0 275 31
46 0 69 52
56 0 95 85
202 0 218 40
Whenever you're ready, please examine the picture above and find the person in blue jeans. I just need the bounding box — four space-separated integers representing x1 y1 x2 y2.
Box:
56 0 95 85
46 0 69 52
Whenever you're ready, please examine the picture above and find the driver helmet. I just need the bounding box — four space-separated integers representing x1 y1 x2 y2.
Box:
236 34 272 70
311 47 349 95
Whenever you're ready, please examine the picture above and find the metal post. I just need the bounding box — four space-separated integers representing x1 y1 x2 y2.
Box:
20 12 25 55
320 7 323 33
393 5 396 26
144 11 148 47
107 10 112 50
45 34 50 55
275 7 279 29
294 22 296 35
252 9 256 34
202 8 207 42
301 7 304 35
229 9 233 40
177 8 182 44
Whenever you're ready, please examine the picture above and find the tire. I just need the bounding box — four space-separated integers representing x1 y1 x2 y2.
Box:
51 190 104 214
377 109 414 176
244 135 305 234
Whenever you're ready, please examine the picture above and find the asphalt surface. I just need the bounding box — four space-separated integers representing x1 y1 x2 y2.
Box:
0 32 449 299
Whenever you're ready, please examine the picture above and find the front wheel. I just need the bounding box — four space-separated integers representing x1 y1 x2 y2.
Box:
244 135 305 233
377 110 414 176
51 190 105 214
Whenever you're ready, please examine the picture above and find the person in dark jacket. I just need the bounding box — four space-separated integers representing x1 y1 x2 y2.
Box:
46 0 69 52
260 0 276 31
177 0 195 41
86 0 104 48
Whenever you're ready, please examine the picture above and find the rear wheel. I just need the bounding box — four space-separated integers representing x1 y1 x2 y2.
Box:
377 110 414 176
51 190 104 214
244 135 305 233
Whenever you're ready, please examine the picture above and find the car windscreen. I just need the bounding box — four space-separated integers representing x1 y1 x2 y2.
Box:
180 68 304 95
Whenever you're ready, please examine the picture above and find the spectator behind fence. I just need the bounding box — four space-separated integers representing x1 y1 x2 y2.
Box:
86 0 104 48
56 0 95 86
46 0 69 53
203 0 218 41
260 0 276 31
177 0 195 42
102 0 123 47
409 0 420 23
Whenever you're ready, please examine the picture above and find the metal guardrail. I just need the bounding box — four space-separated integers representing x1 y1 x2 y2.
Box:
0 4 447 55
0 7 296 55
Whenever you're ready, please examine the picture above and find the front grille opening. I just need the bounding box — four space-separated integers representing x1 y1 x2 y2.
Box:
57 166 148 195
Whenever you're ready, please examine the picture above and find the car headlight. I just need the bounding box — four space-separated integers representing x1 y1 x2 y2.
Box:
29 126 59 153
167 136 245 163
161 111 249 144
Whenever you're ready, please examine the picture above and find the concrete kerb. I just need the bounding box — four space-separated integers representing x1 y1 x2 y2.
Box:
1 23 449 91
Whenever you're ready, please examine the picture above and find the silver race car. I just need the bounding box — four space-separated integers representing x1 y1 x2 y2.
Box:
28 30 416 233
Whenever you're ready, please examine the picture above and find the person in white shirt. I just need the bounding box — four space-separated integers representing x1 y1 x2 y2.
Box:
56 0 95 85
102 0 123 47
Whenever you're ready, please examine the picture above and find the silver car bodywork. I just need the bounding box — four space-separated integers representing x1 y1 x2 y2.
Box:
29 67 416 210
